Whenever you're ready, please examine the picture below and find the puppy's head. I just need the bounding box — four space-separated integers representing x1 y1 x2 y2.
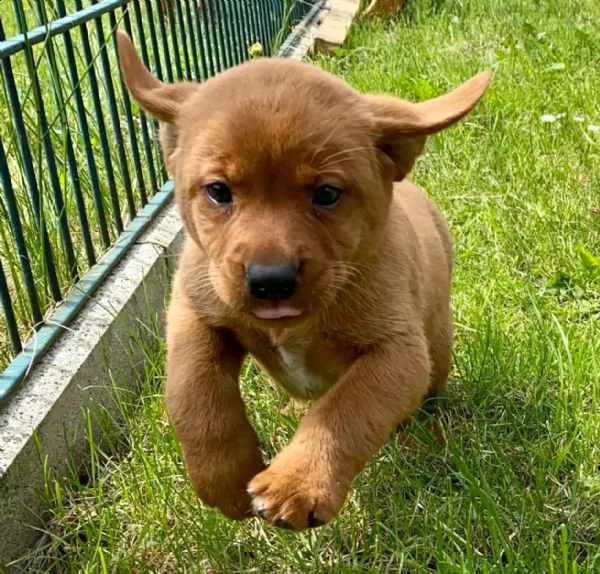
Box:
117 31 490 325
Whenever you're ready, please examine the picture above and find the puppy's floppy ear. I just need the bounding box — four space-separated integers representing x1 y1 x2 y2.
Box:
116 31 198 170
366 71 492 180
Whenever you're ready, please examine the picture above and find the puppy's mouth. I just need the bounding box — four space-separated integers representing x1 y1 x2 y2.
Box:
252 302 303 320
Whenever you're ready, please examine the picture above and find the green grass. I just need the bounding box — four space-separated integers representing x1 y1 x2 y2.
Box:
13 0 600 571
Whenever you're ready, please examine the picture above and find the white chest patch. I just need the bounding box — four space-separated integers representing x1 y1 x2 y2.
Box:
278 344 323 398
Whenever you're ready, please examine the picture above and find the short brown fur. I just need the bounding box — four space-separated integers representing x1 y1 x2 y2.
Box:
116 30 491 531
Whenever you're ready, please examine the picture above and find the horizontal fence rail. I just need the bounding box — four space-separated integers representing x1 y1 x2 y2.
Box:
0 0 324 403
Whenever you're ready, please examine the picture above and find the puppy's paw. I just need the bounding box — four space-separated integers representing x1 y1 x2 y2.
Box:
187 446 266 521
247 448 349 531
200 480 257 521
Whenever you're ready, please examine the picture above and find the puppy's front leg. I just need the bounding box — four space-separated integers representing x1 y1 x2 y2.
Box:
248 333 430 530
165 288 266 520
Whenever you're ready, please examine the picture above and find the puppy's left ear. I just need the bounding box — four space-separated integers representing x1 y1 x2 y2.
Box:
116 30 199 170
365 71 492 180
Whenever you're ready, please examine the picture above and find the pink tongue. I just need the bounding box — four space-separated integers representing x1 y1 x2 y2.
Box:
254 304 302 320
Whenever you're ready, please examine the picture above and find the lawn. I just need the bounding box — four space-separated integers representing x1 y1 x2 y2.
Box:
15 0 600 571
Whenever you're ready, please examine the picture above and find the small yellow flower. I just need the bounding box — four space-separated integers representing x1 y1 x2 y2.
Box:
248 42 264 58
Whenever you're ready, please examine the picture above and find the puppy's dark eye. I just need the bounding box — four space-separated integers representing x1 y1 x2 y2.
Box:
205 182 232 205
313 185 343 207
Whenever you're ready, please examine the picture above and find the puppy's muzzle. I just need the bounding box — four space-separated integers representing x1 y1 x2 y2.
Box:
245 261 298 301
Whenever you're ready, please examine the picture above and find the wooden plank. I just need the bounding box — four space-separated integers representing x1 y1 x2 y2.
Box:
313 0 361 54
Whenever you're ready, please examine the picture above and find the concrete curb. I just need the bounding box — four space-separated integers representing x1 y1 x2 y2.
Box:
0 200 185 568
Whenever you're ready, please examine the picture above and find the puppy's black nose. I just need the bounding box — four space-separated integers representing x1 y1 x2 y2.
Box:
246 261 298 301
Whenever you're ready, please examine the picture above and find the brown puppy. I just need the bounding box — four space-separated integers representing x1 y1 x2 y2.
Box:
116 30 491 531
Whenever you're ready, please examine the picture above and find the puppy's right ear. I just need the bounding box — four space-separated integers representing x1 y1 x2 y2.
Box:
116 31 198 169
366 71 492 180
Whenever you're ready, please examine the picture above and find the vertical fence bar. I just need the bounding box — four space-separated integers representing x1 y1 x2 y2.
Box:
191 0 210 80
238 0 255 54
235 0 248 61
48 72 98 268
54 0 112 249
0 137 43 327
109 8 149 208
91 1 137 221
276 0 285 33
131 0 166 182
211 0 230 70
140 0 169 182
153 0 175 82
274 0 286 49
0 255 21 355
240 0 252 59
258 2 271 55
9 0 30 32
292 0 301 22
257 3 267 50
74 0 124 235
221 1 240 65
142 0 165 81
265 1 277 51
252 2 264 51
173 0 193 79
13 0 80 283
199 0 218 75
32 0 97 267
124 7 158 201
229 0 245 64
0 22 63 303
182 0 201 80
218 0 234 65
250 3 265 54
164 0 184 80
269 0 280 49
20 46 79 282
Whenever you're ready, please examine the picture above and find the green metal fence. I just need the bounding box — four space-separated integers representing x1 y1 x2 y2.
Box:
0 0 324 402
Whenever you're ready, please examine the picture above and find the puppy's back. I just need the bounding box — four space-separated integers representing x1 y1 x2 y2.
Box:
391 179 453 342
394 179 452 279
